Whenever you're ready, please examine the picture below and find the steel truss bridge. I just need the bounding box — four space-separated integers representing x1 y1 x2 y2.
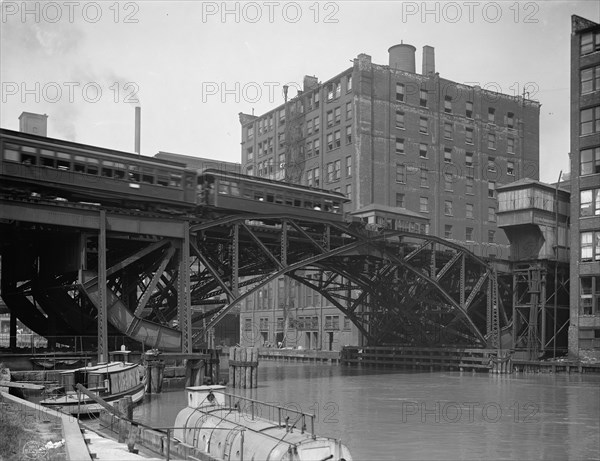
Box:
0 197 507 360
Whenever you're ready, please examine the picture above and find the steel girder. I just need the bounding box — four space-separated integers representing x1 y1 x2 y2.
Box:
188 215 505 347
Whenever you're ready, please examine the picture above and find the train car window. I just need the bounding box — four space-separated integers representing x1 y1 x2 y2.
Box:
230 181 240 196
3 146 20 162
41 156 56 168
56 152 71 171
332 202 341 213
102 167 113 177
285 198 293 207
218 180 229 195
86 158 99 175
129 165 140 182
275 194 283 204
324 200 333 212
142 174 154 184
294 199 301 207
74 163 85 172
266 193 274 203
304 200 313 209
114 169 125 179
157 175 169 186
254 192 264 201
169 174 181 187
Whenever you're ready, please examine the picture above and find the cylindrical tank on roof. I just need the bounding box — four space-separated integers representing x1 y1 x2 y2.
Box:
388 44 416 73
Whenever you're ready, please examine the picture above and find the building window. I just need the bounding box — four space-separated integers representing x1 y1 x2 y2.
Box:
444 95 452 113
420 166 429 188
444 147 452 163
466 127 474 144
507 161 515 176
346 101 352 119
466 227 474 241
314 91 320 109
396 137 405 154
314 116 320 133
346 126 352 144
279 108 286 124
465 151 473 166
419 117 428 134
581 231 600 262
488 107 495 123
247 147 254 161
580 276 600 315
396 111 405 129
444 122 453 140
444 200 453 216
581 147 600 175
326 161 341 182
444 225 452 239
466 176 474 195
581 30 600 55
507 112 515 129
307 119 313 135
420 197 429 213
346 184 352 199
488 156 496 173
346 74 352 92
327 133 334 151
419 90 428 107
466 203 474 219
581 106 600 136
488 181 496 198
314 167 320 186
581 65 600 94
419 143 428 158
466 101 473 119
327 110 334 127
307 168 315 187
334 130 341 148
314 139 320 156
507 137 515 154
327 82 341 101
246 165 254 176
334 107 341 125
444 172 453 191
488 133 496 150
396 193 405 208
247 125 254 140
346 156 352 177
396 83 405 102
488 207 496 222
488 230 495 243
581 189 600 216
396 164 406 183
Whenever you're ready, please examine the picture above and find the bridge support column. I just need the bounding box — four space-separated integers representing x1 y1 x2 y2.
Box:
178 221 191 354
98 209 108 363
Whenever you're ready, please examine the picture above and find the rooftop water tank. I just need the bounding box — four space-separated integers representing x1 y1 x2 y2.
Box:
388 44 416 73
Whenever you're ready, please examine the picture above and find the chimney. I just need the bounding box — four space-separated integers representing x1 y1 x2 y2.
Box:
134 106 141 154
19 112 48 136
303 75 319 92
422 45 435 75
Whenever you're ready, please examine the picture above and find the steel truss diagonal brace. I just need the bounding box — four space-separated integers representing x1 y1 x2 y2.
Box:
190 241 235 301
241 223 284 270
133 246 176 317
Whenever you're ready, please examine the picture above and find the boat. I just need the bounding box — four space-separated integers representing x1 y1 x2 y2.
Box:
174 385 353 461
40 361 145 415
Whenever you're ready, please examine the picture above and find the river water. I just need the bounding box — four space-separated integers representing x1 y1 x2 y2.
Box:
131 362 600 461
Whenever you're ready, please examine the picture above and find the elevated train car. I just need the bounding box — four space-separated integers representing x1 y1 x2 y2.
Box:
0 129 349 221
199 168 349 222
0 128 197 210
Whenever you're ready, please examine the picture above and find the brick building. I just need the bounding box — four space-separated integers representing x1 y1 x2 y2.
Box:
570 15 600 359
238 43 540 350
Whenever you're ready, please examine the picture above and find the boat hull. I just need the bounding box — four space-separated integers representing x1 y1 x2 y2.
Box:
40 382 145 415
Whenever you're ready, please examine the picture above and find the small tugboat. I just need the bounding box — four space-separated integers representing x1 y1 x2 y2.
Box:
40 360 145 415
174 385 352 461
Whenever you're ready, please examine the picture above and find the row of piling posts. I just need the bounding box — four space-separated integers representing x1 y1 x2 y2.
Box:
144 353 165 394
228 347 259 388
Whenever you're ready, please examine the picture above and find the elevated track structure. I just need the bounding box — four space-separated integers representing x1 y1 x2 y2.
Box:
0 129 507 360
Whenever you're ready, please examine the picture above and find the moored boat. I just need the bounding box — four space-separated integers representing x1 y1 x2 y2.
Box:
40 361 145 415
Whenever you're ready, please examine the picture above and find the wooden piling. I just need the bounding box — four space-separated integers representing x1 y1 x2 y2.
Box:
228 347 259 388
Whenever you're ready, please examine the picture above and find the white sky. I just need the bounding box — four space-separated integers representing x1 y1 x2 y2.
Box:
1 0 599 183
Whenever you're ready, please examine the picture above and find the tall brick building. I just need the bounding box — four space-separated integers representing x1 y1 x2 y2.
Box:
570 15 600 359
238 44 540 350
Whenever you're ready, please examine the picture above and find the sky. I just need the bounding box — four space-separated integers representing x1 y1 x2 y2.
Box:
1 0 599 183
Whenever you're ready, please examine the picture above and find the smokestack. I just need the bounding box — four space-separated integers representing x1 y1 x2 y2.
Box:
422 45 435 75
134 106 141 154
